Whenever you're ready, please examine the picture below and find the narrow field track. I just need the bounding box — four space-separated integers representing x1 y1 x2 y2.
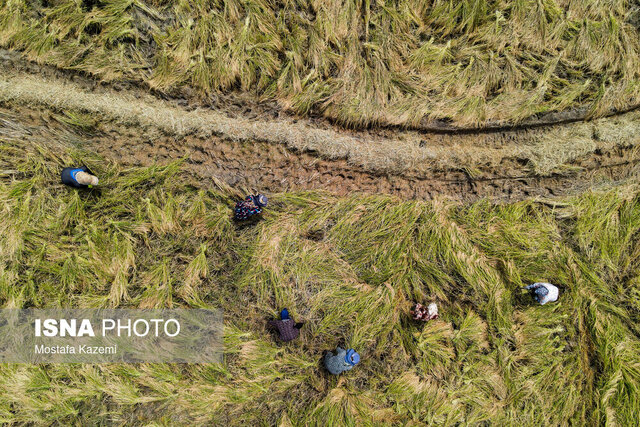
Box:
1 51 638 202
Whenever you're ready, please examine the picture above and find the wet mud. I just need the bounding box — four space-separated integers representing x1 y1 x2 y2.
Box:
90 126 640 202
0 48 638 202
2 104 637 203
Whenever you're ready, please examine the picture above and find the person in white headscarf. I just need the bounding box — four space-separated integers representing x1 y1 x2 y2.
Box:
524 282 559 305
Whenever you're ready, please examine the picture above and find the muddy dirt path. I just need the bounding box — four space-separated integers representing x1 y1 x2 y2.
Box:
86 128 640 202
0 50 638 201
2 104 637 203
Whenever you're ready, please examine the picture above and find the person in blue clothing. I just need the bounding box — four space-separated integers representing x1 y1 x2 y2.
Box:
324 347 360 375
61 166 99 188
234 194 268 221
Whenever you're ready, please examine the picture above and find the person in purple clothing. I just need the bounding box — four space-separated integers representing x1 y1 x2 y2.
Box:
268 308 303 342
234 194 268 221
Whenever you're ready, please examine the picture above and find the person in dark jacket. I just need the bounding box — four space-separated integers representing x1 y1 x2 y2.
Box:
234 194 268 221
268 308 303 342
324 347 360 375
61 166 99 188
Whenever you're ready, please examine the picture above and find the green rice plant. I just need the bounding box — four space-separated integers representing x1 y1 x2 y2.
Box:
53 110 100 134
563 191 640 282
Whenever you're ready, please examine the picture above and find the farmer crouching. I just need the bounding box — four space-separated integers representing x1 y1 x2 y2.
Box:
268 308 303 342
411 302 438 322
234 194 268 221
324 347 360 375
61 166 99 189
523 282 559 305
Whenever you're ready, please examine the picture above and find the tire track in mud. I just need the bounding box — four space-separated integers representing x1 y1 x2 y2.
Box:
1 100 639 203
88 127 639 202
0 51 638 202
8 102 622 203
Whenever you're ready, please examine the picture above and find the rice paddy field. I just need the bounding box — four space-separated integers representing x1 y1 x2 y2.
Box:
1 0 640 425
2 0 640 127
0 119 639 425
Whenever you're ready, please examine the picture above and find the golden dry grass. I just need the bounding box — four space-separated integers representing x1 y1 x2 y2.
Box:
1 0 640 128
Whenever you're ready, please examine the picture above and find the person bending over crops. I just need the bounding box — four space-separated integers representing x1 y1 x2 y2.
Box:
234 194 268 221
524 282 559 305
324 347 360 375
411 302 438 321
268 308 303 342
61 166 99 188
